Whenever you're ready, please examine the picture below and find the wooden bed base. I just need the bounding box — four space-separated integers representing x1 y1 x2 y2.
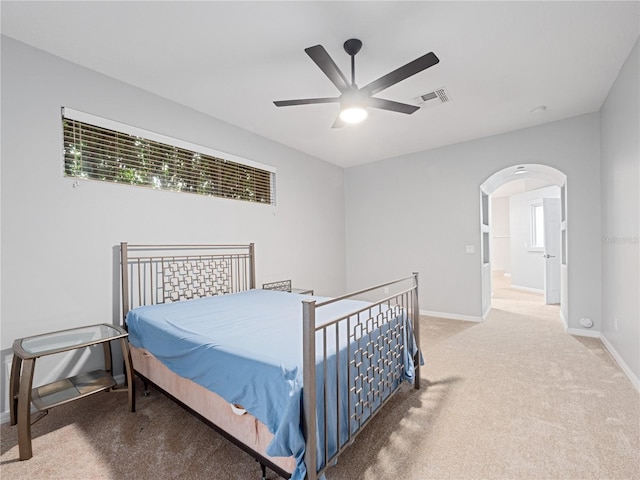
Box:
120 243 420 480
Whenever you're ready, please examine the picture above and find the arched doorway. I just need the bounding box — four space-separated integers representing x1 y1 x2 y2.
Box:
480 164 568 322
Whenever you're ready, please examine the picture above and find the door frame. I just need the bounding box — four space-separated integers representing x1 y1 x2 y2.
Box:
480 164 568 321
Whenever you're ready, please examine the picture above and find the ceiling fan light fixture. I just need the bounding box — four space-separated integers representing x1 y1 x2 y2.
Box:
339 106 368 124
339 89 368 124
273 39 439 128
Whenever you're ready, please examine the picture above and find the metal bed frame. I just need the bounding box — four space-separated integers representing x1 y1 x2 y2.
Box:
120 242 420 480
262 279 293 291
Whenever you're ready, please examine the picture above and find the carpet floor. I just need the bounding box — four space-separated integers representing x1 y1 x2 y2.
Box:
2 275 638 479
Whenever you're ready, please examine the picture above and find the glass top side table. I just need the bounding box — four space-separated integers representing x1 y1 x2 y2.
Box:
10 323 135 460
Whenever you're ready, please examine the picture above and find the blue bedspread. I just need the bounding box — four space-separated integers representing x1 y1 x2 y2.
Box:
126 289 416 479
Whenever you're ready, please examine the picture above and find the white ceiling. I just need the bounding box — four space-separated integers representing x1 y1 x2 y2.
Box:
2 1 639 168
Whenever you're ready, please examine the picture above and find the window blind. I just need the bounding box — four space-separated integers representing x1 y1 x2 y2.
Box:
62 108 275 205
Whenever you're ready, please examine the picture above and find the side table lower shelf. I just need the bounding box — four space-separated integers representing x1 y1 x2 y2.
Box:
31 370 117 411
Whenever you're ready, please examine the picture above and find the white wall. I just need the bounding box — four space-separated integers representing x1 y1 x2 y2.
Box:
599 37 639 383
0 37 347 412
489 196 510 273
345 113 601 326
509 186 560 291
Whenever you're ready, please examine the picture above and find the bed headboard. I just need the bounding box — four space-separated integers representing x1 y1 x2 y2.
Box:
120 243 255 323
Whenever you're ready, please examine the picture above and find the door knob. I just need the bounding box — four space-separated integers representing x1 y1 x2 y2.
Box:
543 254 556 259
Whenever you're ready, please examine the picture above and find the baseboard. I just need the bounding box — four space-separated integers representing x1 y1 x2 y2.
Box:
599 334 640 392
0 403 36 425
510 284 544 294
566 327 601 339
482 306 492 321
559 310 568 330
420 309 483 322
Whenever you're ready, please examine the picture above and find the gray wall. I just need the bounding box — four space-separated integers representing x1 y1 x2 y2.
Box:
345 113 602 327
0 37 347 411
600 38 639 381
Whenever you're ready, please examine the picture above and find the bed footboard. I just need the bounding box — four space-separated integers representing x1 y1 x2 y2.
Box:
302 273 420 480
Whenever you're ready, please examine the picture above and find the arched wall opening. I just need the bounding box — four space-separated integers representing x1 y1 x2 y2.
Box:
480 164 568 322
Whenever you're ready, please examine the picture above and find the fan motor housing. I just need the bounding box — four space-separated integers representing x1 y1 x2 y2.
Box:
344 39 362 56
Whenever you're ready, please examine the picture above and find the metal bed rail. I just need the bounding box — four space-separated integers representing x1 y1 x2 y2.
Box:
302 273 420 480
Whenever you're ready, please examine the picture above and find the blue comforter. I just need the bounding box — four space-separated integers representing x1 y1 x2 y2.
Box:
126 289 415 479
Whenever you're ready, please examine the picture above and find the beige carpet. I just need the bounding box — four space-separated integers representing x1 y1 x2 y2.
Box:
2 275 639 479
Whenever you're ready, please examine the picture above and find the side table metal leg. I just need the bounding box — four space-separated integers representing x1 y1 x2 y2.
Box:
120 338 135 412
9 355 22 426
17 358 36 460
102 341 113 376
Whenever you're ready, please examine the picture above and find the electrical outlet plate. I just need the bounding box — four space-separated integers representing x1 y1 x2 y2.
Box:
579 317 594 328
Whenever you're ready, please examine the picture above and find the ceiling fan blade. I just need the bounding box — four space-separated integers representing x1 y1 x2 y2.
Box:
305 45 351 93
274 97 340 107
332 116 345 129
368 97 420 114
362 52 439 96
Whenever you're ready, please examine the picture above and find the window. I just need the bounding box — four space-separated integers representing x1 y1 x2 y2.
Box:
530 203 544 249
62 108 275 205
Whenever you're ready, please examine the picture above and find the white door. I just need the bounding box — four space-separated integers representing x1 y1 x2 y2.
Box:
543 198 561 304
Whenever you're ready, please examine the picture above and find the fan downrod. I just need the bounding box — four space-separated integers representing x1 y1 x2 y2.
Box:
343 39 362 87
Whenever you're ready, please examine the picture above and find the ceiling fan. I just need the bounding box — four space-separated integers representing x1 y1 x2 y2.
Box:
274 39 439 128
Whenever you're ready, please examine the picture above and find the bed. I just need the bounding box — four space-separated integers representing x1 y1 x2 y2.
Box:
120 243 421 480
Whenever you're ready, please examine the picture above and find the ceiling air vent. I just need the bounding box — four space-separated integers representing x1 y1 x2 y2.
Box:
417 87 451 108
